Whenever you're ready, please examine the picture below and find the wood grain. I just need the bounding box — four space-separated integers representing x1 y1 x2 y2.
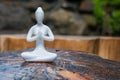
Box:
98 37 120 62
0 34 120 62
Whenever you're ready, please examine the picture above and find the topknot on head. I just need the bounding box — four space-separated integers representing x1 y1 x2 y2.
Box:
35 7 44 15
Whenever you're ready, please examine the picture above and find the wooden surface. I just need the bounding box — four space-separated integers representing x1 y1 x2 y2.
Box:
53 37 98 54
0 35 98 54
0 48 120 80
98 37 120 62
0 34 120 62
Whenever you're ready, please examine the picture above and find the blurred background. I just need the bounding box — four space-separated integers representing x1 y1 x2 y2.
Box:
0 0 120 62
0 0 120 36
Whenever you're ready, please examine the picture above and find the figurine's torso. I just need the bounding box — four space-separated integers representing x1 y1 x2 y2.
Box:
31 24 48 49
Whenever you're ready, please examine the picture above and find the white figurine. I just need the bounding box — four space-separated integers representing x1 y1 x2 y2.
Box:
21 7 57 62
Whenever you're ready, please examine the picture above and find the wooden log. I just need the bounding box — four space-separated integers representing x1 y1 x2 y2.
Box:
0 35 98 54
45 40 54 48
0 35 35 51
8 37 35 51
0 35 9 51
98 37 120 62
54 36 98 54
0 34 120 62
0 48 120 80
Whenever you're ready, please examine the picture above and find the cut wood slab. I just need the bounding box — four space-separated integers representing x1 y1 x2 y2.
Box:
98 37 120 62
0 35 98 54
0 48 120 80
0 35 35 52
0 34 120 62
53 36 98 54
0 36 9 51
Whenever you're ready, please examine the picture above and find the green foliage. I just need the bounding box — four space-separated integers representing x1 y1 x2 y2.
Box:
93 0 120 35
109 0 120 6
111 10 120 31
93 0 105 23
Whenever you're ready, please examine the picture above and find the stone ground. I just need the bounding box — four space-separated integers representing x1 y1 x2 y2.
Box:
0 48 120 80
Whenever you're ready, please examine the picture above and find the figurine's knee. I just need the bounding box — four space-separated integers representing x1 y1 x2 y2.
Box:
54 54 57 58
51 53 57 59
21 52 25 58
21 52 29 58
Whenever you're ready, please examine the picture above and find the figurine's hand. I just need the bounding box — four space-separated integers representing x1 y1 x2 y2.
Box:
38 31 43 38
33 29 39 35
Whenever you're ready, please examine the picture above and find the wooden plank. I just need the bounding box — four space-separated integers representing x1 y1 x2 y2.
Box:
8 37 35 51
98 37 120 62
45 41 54 48
0 34 120 62
54 36 98 54
0 35 98 54
0 35 35 51
0 36 9 52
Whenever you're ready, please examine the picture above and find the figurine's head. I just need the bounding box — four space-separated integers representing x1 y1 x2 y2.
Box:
35 7 44 24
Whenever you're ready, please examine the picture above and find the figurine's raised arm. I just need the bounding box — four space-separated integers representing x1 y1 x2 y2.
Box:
42 26 54 41
26 26 38 42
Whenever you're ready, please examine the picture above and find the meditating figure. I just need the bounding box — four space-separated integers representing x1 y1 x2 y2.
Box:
21 7 57 62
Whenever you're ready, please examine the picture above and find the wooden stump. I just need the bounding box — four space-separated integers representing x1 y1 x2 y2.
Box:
98 37 120 62
0 35 98 54
0 35 9 51
0 35 120 62
53 36 98 54
8 37 35 51
0 35 35 51
0 48 120 80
